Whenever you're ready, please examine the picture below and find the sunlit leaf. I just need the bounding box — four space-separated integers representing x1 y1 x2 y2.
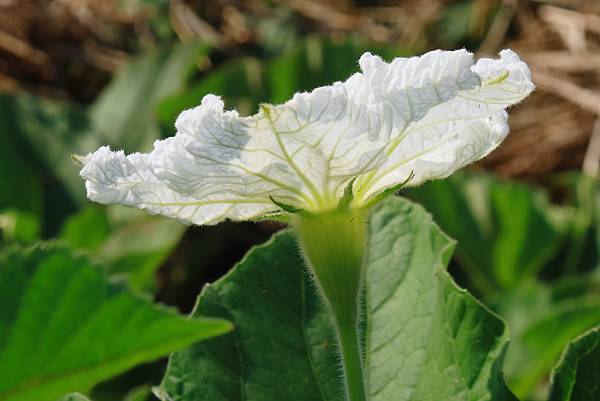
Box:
0 245 231 401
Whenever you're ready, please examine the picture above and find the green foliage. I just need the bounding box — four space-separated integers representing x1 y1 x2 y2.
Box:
548 327 600 401
406 172 600 399
157 58 266 123
60 206 112 251
0 97 43 216
0 245 231 401
265 36 404 103
552 174 600 275
158 197 516 401
497 274 600 398
89 42 208 153
59 206 186 291
4 42 207 208
407 172 569 294
3 93 93 206
157 37 407 125
0 210 40 245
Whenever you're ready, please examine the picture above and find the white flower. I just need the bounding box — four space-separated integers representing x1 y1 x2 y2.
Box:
79 49 534 225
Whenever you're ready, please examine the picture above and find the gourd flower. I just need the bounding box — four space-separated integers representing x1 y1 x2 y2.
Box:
78 49 533 401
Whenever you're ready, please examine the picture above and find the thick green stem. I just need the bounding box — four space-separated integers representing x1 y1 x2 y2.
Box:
293 208 367 401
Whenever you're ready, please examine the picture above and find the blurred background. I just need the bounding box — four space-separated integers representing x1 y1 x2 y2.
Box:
1 0 600 400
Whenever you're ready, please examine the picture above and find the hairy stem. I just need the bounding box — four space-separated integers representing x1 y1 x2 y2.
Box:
336 313 366 401
293 209 367 401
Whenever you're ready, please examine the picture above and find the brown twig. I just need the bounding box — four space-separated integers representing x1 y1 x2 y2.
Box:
478 0 518 55
0 72 19 92
169 0 224 46
539 5 588 53
83 43 130 73
0 29 50 66
583 118 600 177
532 68 600 115
283 0 358 31
524 51 600 72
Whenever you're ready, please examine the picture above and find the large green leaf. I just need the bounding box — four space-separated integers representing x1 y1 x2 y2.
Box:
548 326 600 401
0 245 231 401
60 206 186 291
158 197 516 401
407 172 568 294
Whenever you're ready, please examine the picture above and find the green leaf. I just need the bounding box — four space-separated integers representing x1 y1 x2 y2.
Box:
497 273 600 398
548 326 600 401
407 172 568 293
0 96 43 216
266 37 405 104
434 1 473 48
0 245 231 401
157 58 266 125
551 173 600 275
10 43 207 206
158 197 515 401
5 93 94 206
157 37 406 126
90 42 209 153
60 206 186 291
0 210 40 245
59 206 112 251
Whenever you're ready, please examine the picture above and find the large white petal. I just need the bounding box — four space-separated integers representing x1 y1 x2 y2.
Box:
80 82 389 224
80 49 533 221
79 146 274 225
357 49 482 132
355 49 534 200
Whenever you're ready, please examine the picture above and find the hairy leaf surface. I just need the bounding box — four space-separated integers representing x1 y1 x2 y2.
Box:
158 197 516 401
